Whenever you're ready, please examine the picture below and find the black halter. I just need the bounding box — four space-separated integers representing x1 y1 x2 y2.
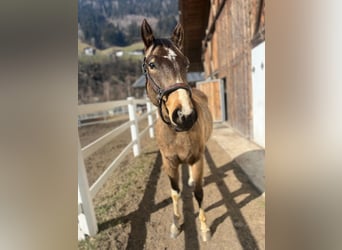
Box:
142 57 192 126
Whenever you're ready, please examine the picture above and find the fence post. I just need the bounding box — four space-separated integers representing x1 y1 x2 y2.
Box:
146 99 155 138
127 97 140 156
78 138 98 239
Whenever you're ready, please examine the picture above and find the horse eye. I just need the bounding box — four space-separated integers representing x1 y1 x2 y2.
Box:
148 62 156 69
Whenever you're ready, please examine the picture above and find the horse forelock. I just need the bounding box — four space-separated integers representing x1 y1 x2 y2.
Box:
145 38 184 61
144 38 189 92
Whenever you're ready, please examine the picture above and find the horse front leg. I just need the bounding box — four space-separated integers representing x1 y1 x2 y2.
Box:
163 155 182 238
190 156 211 241
169 174 181 238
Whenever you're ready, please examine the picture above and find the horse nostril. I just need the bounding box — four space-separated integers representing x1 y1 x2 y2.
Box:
172 108 183 124
190 109 197 122
189 110 198 125
177 109 183 118
172 108 197 130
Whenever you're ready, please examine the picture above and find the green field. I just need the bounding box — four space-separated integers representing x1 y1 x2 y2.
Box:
78 40 144 63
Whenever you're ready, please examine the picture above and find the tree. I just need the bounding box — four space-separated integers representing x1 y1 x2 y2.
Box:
103 24 127 46
156 16 177 37
126 21 139 44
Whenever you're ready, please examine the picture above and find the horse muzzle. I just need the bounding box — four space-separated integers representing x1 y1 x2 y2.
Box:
172 108 198 132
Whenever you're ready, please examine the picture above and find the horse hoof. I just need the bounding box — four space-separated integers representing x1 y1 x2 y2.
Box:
201 230 211 242
170 224 181 238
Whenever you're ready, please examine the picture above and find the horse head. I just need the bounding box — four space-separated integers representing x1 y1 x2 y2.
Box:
141 19 197 132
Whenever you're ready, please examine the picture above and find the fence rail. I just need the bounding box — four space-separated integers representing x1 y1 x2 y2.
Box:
78 99 149 127
78 97 156 240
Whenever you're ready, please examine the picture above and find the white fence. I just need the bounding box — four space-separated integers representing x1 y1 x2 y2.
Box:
78 97 156 240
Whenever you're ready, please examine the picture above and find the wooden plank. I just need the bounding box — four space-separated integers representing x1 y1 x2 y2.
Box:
78 139 98 236
196 79 224 122
78 98 149 116
134 99 149 105
81 120 132 159
78 100 129 115
78 203 82 215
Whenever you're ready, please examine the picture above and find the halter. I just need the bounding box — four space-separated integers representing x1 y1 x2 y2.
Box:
142 57 192 126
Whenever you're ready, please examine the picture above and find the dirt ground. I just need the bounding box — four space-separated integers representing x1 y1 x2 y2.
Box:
78 119 265 250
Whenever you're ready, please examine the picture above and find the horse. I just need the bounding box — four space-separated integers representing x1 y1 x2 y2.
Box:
141 19 213 241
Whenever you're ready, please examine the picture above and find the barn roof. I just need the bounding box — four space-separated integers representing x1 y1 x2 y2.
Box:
179 0 265 71
179 0 210 72
132 75 146 88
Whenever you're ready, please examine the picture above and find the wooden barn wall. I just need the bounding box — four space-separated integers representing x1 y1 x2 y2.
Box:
212 31 219 75
214 0 252 137
179 0 265 138
202 0 265 138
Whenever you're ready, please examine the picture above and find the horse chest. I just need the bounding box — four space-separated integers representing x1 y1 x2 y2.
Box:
156 129 202 164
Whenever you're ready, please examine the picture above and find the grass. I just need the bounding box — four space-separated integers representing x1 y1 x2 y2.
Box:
78 40 94 54
78 54 113 64
101 42 144 56
78 40 144 63
78 139 159 250
94 150 154 221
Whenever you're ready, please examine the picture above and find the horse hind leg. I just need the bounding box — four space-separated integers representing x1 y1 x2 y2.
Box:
195 187 211 241
191 157 211 241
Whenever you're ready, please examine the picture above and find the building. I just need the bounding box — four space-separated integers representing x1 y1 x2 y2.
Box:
83 47 96 56
179 0 265 147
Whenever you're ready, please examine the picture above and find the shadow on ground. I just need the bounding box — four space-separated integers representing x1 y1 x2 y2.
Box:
204 147 262 249
97 145 263 249
98 151 173 249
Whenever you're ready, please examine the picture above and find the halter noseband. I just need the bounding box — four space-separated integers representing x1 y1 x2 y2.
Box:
142 57 192 127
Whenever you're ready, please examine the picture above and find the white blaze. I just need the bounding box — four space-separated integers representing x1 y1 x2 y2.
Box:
177 89 192 116
163 48 177 61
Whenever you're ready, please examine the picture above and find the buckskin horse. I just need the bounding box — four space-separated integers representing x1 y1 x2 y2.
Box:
141 19 213 241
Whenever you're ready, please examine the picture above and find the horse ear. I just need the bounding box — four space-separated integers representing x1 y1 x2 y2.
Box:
141 19 154 49
171 23 184 50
